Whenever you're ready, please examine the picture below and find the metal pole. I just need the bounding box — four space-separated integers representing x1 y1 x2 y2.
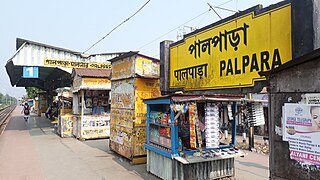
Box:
249 126 254 151
232 102 237 145
248 93 254 151
81 90 85 118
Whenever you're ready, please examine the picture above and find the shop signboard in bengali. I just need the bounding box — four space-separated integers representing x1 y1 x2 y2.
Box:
81 78 111 90
283 103 320 166
44 59 111 69
80 115 110 139
170 4 292 90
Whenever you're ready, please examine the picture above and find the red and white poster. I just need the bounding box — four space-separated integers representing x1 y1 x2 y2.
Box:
283 103 320 166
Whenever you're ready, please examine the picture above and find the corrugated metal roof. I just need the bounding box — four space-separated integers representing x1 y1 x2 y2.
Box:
73 68 111 78
109 51 138 62
16 38 79 54
10 38 126 71
109 51 160 62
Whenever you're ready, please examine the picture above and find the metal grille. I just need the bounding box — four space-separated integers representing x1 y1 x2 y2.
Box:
147 150 173 180
147 149 235 180
176 158 234 180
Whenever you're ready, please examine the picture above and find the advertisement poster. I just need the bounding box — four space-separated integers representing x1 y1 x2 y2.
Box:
283 103 320 166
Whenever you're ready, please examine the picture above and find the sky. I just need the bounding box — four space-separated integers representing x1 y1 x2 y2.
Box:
0 0 282 98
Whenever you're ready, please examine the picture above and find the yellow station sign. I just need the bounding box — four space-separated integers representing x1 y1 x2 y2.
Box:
170 4 292 90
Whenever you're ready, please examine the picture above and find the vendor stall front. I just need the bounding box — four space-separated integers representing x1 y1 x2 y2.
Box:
71 68 111 140
143 94 269 180
57 88 74 138
109 52 161 164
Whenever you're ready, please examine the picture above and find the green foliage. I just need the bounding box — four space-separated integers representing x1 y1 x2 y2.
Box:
26 87 41 99
0 92 17 106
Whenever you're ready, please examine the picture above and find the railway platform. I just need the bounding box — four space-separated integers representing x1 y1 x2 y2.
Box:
0 106 158 180
0 106 269 180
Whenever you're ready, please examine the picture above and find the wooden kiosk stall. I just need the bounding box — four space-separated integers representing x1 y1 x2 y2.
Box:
71 68 111 140
109 52 161 164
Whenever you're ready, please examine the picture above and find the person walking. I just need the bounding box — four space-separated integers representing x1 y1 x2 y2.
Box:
22 103 30 122
45 105 52 119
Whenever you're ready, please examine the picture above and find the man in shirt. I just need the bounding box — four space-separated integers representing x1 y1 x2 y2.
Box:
92 101 105 115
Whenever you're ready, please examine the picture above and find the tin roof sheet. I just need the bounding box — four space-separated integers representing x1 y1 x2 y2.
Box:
109 51 160 63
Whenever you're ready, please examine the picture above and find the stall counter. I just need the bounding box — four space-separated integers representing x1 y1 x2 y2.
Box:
73 114 110 140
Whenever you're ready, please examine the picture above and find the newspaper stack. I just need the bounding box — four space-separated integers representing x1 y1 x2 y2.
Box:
227 104 233 121
205 103 220 148
248 102 265 127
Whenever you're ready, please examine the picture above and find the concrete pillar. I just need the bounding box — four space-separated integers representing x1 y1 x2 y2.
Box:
160 40 174 95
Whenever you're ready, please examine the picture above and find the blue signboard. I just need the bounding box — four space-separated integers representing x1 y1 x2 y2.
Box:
23 66 39 78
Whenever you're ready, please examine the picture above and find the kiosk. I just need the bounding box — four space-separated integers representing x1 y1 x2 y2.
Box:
71 68 111 140
143 94 262 180
109 52 160 164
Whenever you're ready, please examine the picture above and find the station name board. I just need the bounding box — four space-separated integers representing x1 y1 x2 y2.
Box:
44 59 111 69
170 4 292 90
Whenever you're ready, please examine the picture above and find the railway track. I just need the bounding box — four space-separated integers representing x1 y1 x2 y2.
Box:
0 106 16 135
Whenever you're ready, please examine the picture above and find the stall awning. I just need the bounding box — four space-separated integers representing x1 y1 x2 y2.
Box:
72 68 111 78
71 68 112 93
144 94 268 103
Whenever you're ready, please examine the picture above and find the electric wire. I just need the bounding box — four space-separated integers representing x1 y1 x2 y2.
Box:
236 0 238 12
137 9 210 50
83 0 151 53
137 0 234 51
213 6 238 13
217 0 234 7
208 0 236 18
196 10 211 28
